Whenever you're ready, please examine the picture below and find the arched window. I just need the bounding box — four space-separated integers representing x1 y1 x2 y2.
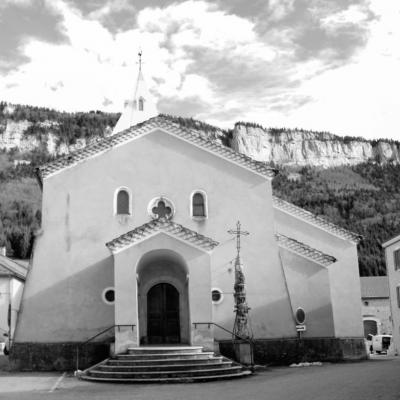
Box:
116 189 130 215
138 98 144 111
192 191 207 218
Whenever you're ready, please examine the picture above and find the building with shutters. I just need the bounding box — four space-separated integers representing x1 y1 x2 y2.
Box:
382 235 400 354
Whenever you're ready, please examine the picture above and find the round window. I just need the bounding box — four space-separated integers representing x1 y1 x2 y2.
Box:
211 288 223 304
295 307 306 324
102 287 115 305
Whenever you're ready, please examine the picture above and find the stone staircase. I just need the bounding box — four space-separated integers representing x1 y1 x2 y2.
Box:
80 346 252 383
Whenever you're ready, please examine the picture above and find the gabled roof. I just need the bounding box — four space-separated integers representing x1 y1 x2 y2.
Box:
37 116 276 183
276 233 337 267
106 218 219 253
0 255 28 281
360 276 389 299
273 196 362 244
382 234 400 248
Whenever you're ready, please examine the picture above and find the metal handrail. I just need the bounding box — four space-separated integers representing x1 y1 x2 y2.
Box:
192 322 254 368
75 324 135 371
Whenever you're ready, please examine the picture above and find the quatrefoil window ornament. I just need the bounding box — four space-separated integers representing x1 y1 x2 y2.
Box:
152 200 171 219
148 197 175 220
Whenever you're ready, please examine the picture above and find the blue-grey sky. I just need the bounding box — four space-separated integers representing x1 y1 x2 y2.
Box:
0 0 399 139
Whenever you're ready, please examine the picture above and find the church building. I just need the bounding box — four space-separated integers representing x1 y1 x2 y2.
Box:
10 56 366 372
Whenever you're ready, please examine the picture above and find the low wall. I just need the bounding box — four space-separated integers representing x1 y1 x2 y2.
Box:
218 337 367 365
9 342 110 371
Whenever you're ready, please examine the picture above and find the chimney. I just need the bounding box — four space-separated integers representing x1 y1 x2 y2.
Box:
0 246 6 257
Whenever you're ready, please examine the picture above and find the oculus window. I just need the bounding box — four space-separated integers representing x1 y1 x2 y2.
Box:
211 288 223 304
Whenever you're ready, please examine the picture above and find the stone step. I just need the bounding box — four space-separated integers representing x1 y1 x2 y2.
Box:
128 346 203 355
80 346 252 383
87 365 243 379
81 370 252 383
107 355 225 366
115 352 215 360
98 361 232 372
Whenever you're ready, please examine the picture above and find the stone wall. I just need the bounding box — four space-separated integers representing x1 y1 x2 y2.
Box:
9 342 110 371
218 337 367 366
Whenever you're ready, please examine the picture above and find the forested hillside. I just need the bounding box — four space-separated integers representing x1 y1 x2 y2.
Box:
273 163 400 276
0 102 399 275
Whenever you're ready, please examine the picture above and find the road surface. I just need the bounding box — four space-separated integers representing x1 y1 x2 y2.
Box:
0 355 399 400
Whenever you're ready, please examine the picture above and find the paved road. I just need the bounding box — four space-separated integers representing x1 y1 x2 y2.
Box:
0 356 400 400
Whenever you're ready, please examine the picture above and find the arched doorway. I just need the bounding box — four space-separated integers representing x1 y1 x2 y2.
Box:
363 318 379 338
137 249 189 345
147 283 180 344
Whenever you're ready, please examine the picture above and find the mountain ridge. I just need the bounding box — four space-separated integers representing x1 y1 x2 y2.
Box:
1 102 400 276
1 101 400 167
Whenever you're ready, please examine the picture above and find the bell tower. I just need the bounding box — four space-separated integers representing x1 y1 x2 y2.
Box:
112 51 158 135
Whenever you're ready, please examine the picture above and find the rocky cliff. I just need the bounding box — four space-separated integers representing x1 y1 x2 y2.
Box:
1 103 399 167
231 123 400 167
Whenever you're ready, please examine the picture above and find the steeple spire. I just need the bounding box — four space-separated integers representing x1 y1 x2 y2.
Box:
138 50 142 72
112 51 158 135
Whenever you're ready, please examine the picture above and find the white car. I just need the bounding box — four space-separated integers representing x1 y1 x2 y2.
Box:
368 334 392 354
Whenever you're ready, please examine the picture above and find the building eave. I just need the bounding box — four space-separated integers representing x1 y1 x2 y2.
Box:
273 196 362 244
276 233 337 267
106 218 219 254
37 116 276 182
382 234 400 248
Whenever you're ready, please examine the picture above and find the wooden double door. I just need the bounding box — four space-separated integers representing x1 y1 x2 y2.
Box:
147 283 180 344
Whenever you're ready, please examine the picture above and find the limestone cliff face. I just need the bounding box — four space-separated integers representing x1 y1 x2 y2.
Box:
1 116 399 167
231 124 400 167
0 119 112 156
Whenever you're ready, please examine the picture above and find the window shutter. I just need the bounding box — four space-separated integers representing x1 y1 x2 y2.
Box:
192 193 205 217
397 286 400 308
394 249 400 270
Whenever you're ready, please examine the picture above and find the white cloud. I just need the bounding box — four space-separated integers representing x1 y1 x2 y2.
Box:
268 0 295 21
0 0 399 141
88 0 135 21
0 0 33 7
320 4 372 32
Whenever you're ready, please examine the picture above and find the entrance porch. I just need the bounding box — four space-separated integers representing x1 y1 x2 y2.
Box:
105 220 220 354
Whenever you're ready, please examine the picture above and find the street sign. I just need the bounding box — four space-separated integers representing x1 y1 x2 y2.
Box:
296 324 306 332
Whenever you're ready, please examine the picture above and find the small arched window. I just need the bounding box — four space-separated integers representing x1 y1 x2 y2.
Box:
192 191 207 218
138 98 144 111
117 189 130 215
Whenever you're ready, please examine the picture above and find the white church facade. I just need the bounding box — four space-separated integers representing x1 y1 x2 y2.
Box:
10 62 366 370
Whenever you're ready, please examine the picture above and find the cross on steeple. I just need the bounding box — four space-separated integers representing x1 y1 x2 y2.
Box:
228 221 249 257
152 200 172 219
138 50 143 72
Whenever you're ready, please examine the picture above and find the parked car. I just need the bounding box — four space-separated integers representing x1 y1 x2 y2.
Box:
370 334 392 354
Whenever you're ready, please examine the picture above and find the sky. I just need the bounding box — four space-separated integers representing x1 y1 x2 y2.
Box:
0 0 399 140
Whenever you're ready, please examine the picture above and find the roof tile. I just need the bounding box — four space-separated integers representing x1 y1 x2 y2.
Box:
273 196 361 243
38 116 276 181
360 276 389 298
106 218 219 253
276 233 337 267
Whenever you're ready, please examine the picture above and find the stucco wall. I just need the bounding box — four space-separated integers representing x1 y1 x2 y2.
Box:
273 208 364 338
15 128 295 343
0 277 24 340
384 242 400 354
361 298 392 335
278 248 335 337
